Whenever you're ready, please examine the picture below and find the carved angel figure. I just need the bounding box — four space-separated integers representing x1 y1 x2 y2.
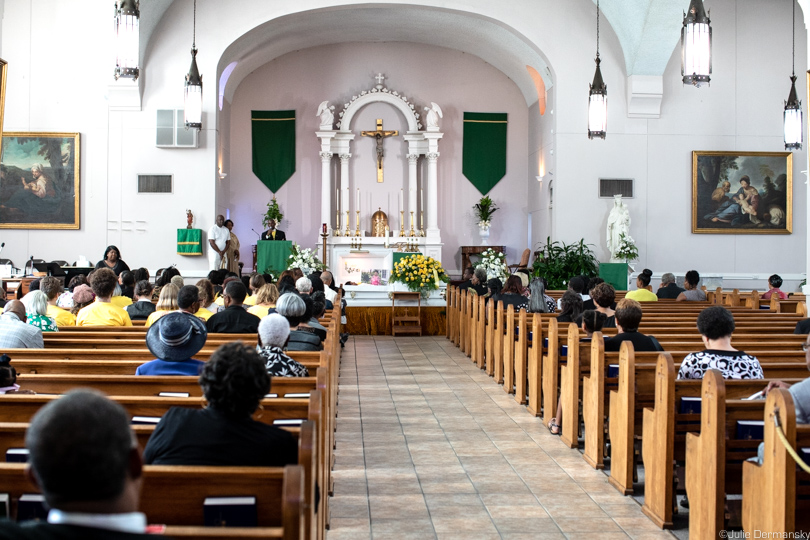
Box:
316 101 335 128
424 102 443 129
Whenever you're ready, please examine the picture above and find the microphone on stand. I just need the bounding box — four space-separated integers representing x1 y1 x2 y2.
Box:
251 228 261 237
0 242 5 256
26 256 34 276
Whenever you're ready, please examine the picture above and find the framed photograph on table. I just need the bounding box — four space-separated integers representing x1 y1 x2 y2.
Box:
0 132 80 229
692 150 792 234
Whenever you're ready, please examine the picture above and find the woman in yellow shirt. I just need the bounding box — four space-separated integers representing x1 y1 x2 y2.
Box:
247 284 280 318
145 284 180 327
76 269 133 327
625 269 658 302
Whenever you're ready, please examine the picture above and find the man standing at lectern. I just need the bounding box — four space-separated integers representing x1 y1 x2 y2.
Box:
208 215 230 270
261 219 286 241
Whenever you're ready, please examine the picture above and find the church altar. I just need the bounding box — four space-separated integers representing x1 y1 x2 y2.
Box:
321 235 446 307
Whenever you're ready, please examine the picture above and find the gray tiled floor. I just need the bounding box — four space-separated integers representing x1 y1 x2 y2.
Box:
327 336 675 540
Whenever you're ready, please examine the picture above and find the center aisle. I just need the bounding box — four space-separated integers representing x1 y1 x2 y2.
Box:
326 336 675 540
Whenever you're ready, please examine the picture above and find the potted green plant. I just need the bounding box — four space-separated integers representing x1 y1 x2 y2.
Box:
532 237 599 290
262 197 284 228
473 196 498 245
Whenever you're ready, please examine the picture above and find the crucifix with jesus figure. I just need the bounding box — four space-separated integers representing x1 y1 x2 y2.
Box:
361 119 398 183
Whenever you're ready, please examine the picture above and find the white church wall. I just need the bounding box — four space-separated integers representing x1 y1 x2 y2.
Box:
550 0 808 286
226 42 529 276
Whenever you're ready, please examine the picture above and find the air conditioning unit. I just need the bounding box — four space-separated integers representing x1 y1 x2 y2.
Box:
156 109 198 148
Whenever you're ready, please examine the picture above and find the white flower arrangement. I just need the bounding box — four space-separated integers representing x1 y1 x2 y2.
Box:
475 248 508 281
287 243 326 275
478 220 491 229
615 233 639 261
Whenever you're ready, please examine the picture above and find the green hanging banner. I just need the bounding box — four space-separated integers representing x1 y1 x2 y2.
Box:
462 112 508 195
252 110 296 193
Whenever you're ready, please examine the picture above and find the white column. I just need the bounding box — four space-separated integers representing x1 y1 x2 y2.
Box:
339 154 351 231
320 152 332 232
426 152 439 235
407 154 418 232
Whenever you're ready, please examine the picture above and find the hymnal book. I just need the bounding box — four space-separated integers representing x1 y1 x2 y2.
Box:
264 393 279 398
560 345 568 357
680 397 702 414
203 496 257 527
736 420 765 440
158 392 190 398
273 419 304 426
745 390 765 401
0 494 8 519
607 365 619 378
17 494 47 522
283 393 310 399
5 449 28 463
801 448 810 466
543 338 548 348
131 416 161 425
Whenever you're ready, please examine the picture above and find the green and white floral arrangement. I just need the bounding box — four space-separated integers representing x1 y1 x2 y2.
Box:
476 248 508 281
286 243 326 275
473 196 498 229
614 233 639 262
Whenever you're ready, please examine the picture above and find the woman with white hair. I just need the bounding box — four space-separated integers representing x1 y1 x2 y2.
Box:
275 293 321 351
257 314 309 377
21 290 58 332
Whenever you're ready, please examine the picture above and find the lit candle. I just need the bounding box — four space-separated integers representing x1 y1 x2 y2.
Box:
322 223 327 235
399 189 403 212
336 188 339 212
420 189 424 213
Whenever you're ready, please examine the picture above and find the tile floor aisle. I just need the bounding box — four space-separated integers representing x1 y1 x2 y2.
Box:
326 336 676 540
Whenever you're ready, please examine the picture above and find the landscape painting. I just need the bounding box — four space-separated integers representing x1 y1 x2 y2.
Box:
0 132 80 229
692 151 791 234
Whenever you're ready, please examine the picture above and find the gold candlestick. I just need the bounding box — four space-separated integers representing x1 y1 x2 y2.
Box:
320 232 328 267
420 211 425 237
334 210 341 236
345 211 351 237
409 211 415 237
355 210 360 237
399 211 405 237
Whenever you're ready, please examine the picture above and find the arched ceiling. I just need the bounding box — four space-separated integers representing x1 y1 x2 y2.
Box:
215 6 553 107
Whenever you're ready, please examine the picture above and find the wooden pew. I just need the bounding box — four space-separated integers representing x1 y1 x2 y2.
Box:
502 305 516 395
16 373 318 398
0 462 305 540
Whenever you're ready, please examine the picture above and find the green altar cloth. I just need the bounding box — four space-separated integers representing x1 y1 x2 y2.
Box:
257 240 292 275
599 262 629 291
177 229 202 256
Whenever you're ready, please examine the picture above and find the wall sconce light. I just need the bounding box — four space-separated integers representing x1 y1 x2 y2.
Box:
183 0 202 130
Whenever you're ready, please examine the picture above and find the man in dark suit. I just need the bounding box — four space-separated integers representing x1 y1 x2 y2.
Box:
656 272 685 299
205 280 261 333
0 389 156 539
260 219 286 241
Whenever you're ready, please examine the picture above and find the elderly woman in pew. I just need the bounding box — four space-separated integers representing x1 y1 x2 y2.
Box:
548 310 607 435
677 306 763 380
143 342 298 466
258 314 309 377
527 277 556 313
276 293 322 352
604 298 663 352
136 312 207 376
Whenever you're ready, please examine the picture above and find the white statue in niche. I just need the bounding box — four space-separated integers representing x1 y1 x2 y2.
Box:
606 194 630 262
316 101 335 128
424 102 443 130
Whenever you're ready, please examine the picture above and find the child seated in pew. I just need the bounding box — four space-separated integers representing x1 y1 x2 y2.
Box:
136 312 208 376
557 291 583 323
604 298 663 352
761 273 788 301
143 342 298 467
0 390 157 539
677 306 763 380
590 282 616 328
548 310 606 435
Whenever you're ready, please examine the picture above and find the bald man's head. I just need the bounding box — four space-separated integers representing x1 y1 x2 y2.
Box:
4 300 26 322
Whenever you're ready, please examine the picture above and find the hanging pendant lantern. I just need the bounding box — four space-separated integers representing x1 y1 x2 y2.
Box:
588 0 607 139
681 0 712 87
588 57 607 139
113 0 140 80
184 0 202 130
784 0 802 151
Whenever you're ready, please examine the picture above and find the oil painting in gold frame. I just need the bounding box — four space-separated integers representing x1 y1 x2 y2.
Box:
0 132 80 229
692 150 792 234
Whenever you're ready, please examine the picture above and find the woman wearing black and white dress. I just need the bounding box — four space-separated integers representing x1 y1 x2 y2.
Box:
677 306 763 380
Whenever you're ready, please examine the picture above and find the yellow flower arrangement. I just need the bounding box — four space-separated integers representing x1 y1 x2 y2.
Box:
391 254 450 295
